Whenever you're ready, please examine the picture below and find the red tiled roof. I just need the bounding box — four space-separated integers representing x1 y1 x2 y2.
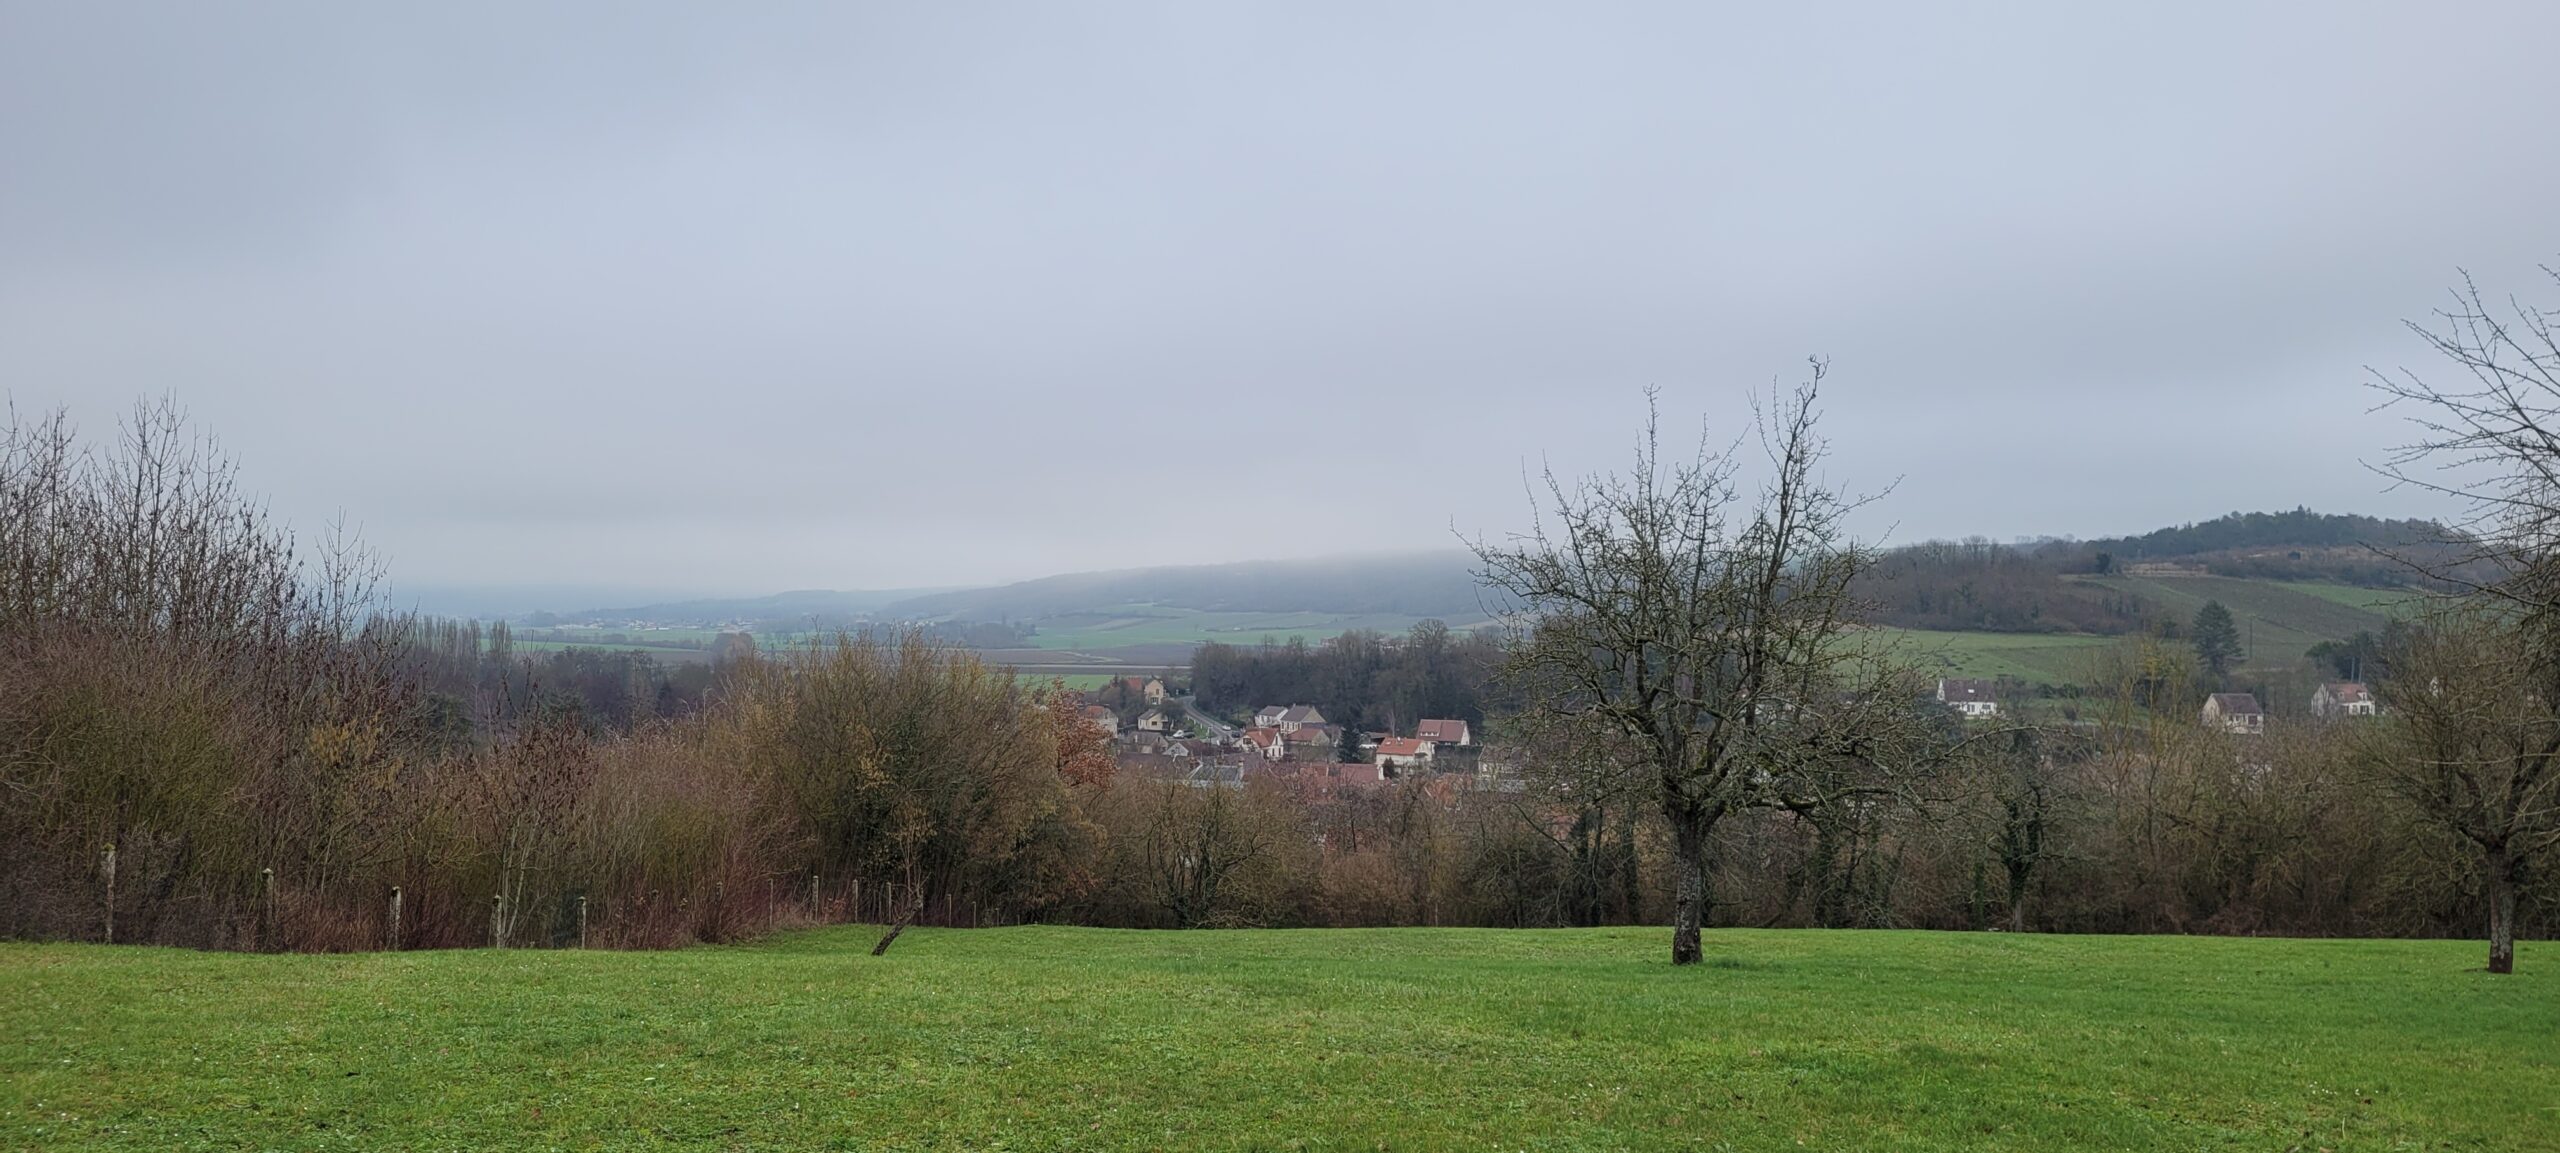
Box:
1415 719 1469 742
1376 738 1431 757
1327 762 1385 786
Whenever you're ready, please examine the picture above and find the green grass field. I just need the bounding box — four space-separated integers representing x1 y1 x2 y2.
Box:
1877 627 2122 685
2078 576 2396 660
1879 578 2416 688
5 927 2550 1150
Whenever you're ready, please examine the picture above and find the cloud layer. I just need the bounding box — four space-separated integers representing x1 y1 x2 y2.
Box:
7 3 2549 594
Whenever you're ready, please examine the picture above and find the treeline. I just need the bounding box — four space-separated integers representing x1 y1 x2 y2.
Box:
0 404 1112 949
1054 669 2555 939
1703 711 2548 938
1859 538 2155 633
1189 623 1502 734
399 618 724 742
5 404 2543 951
2086 508 2446 561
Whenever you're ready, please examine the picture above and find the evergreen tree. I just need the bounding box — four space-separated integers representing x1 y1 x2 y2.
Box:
2192 600 2242 678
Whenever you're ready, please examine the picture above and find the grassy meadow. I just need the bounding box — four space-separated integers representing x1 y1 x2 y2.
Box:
1880 578 2414 688
4 927 2551 1151
2079 576 2401 659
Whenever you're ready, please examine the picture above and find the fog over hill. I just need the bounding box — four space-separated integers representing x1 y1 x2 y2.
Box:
878 552 1493 623
542 588 961 627
518 512 2450 634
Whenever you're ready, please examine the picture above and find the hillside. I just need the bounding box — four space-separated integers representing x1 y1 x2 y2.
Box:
510 513 2441 681
545 587 958 628
877 552 1489 622
5 928 2547 1150
1885 576 2415 686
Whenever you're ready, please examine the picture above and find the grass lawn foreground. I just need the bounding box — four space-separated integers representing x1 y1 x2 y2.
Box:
3 927 2552 1150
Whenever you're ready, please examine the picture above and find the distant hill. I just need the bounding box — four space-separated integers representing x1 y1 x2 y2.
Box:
1860 509 2456 637
515 513 2450 676
547 587 959 628
1863 509 2453 687
877 552 1492 623
2085 509 2450 562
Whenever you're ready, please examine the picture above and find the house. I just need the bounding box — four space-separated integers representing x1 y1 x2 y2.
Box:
1183 757 1250 790
1144 678 1168 705
1253 705 1290 728
1081 704 1119 737
1277 705 1328 734
1136 708 1174 733
1282 724 1342 758
2202 693 2266 735
1935 678 1999 718
1240 726 1287 760
2311 682 2376 718
1374 737 1436 772
1128 730 1169 754
1415 718 1474 747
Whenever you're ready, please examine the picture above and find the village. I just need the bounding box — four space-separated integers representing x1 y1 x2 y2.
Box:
1061 670 2388 810
1068 675 1499 797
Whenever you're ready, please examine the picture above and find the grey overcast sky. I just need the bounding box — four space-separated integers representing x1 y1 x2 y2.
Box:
5 2 2552 600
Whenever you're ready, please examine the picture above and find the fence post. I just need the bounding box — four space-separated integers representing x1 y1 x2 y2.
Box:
261 867 275 952
387 887 402 951
490 892 505 949
577 895 588 949
100 844 116 945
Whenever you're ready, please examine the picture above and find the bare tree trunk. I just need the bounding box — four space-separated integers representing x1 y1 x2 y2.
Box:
1616 797 1643 923
2487 854 2517 975
1671 816 1707 966
871 885 927 957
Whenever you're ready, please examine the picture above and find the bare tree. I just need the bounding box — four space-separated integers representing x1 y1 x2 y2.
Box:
2363 604 2560 973
2367 266 2560 972
1140 780 1273 928
1975 726 2085 933
1475 364 1937 965
2371 265 2560 616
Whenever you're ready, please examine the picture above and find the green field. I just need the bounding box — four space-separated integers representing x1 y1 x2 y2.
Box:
2079 576 2396 661
1880 578 2415 688
5 927 2550 1150
1878 627 2122 685
1019 672 1115 690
